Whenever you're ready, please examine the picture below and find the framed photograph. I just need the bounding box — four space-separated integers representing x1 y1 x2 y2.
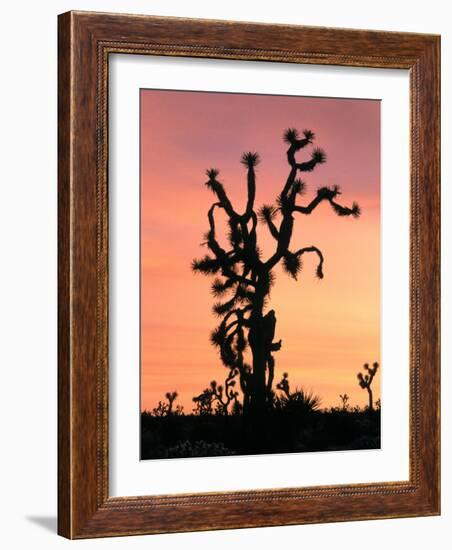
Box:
58 11 440 538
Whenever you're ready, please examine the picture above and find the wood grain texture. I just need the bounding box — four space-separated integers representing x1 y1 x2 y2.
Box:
57 10 72 538
57 11 440 539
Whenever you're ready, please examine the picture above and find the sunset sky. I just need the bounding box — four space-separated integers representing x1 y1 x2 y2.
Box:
140 89 380 412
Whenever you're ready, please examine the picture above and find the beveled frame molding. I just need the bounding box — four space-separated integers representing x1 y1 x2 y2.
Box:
58 11 440 539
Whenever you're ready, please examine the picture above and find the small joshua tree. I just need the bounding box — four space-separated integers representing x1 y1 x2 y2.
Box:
192 388 214 415
357 362 379 411
152 391 183 417
151 400 169 418
192 127 360 417
193 369 240 416
339 393 350 411
276 372 291 399
165 391 178 415
210 369 240 415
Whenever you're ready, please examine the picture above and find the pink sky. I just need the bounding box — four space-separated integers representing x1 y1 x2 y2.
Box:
140 89 380 412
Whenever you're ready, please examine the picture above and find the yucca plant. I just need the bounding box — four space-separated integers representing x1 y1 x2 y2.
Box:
192 127 360 417
275 372 321 415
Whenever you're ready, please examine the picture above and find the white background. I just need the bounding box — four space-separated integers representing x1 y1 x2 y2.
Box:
0 1 449 548
110 56 409 496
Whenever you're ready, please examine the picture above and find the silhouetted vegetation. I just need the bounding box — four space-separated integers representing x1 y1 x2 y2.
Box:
192 369 241 416
141 382 380 459
141 128 380 459
150 391 184 417
191 127 360 419
357 362 379 411
339 393 350 411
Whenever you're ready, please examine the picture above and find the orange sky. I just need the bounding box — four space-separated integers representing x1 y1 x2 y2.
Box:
140 89 380 412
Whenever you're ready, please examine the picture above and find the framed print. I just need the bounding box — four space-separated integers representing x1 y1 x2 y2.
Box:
58 11 440 538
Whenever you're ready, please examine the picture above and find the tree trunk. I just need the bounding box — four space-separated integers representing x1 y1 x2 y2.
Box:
246 276 275 420
247 283 268 418
367 388 373 411
250 318 267 415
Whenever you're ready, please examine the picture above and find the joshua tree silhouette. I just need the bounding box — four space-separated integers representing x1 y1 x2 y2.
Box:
339 393 350 411
357 362 379 410
192 127 360 418
151 391 183 417
276 371 292 399
192 388 214 416
210 369 240 415
193 369 240 416
165 391 178 415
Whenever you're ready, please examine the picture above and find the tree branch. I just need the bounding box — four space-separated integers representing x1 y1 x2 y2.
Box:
294 186 360 218
205 169 238 219
241 152 259 220
294 246 325 279
258 204 279 240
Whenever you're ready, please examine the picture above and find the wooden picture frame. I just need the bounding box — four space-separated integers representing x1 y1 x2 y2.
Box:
58 11 440 539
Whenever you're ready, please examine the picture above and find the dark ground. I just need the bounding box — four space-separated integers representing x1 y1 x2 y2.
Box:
141 409 381 460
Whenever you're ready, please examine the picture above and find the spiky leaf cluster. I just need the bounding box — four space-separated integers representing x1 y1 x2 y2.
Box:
191 255 221 274
258 204 278 223
302 129 315 141
282 252 302 280
283 128 299 144
292 178 306 195
312 148 326 164
213 298 237 317
206 168 219 179
211 277 236 297
241 151 260 167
